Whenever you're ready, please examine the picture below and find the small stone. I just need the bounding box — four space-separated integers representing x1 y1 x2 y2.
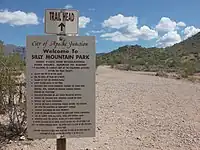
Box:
8 140 12 144
27 138 34 141
19 136 26 141
23 145 28 150
97 127 101 130
18 143 21 146
136 137 141 141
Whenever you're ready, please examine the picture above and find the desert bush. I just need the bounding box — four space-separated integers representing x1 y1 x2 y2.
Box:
110 63 115 68
155 70 168 78
0 71 27 137
6 82 27 136
134 58 146 66
115 64 131 70
126 64 131 71
131 65 146 71
0 42 27 143
96 58 102 68
179 61 196 78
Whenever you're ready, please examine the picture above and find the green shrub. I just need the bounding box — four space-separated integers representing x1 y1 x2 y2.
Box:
0 41 27 142
110 64 115 68
96 59 101 68
178 61 196 78
155 71 168 78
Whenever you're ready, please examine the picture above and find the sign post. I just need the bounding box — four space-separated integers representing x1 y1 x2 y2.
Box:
57 138 66 150
26 9 95 150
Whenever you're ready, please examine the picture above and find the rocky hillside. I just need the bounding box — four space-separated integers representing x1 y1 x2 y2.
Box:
97 32 200 74
3 44 25 60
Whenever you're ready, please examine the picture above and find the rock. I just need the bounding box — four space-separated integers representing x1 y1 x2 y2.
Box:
23 145 28 150
155 71 168 78
17 143 21 146
97 127 101 130
8 140 12 144
136 137 141 141
19 136 26 141
27 137 34 141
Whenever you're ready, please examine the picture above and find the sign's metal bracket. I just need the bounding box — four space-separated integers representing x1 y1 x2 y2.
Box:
57 33 66 41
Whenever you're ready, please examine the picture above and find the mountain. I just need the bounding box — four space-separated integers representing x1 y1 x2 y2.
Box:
97 32 200 74
3 44 17 55
96 52 106 56
166 32 200 56
3 44 25 60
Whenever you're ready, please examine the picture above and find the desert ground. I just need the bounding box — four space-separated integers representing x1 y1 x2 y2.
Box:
2 66 200 150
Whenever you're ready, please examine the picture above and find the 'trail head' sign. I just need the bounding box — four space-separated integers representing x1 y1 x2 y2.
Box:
45 9 79 35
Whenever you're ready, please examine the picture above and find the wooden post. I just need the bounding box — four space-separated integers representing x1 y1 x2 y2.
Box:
56 32 76 150
56 31 68 150
57 139 66 150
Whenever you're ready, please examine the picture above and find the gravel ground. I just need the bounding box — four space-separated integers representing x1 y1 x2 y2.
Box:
2 66 200 150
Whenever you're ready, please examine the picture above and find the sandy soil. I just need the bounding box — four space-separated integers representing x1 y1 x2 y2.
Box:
2 66 200 150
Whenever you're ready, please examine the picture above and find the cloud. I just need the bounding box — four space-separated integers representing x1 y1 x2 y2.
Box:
100 14 200 46
0 9 39 26
65 4 73 9
90 29 105 33
101 28 158 42
183 26 200 40
156 17 177 32
102 14 138 29
156 31 181 48
155 17 187 33
79 16 91 28
177 21 186 27
139 26 158 40
101 14 158 42
85 32 90 36
101 31 138 42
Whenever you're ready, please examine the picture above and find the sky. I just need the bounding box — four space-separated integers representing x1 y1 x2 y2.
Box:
0 0 200 53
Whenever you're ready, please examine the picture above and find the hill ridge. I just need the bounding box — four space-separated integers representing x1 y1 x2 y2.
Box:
97 32 200 76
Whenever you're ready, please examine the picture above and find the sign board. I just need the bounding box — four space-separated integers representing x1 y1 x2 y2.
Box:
45 9 79 34
26 35 96 139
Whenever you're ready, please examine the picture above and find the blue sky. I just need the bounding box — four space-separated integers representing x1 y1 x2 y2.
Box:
0 0 200 53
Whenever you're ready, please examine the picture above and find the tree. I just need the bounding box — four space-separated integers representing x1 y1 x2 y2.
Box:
0 41 27 139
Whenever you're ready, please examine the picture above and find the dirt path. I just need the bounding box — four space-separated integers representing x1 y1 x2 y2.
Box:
3 66 200 150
